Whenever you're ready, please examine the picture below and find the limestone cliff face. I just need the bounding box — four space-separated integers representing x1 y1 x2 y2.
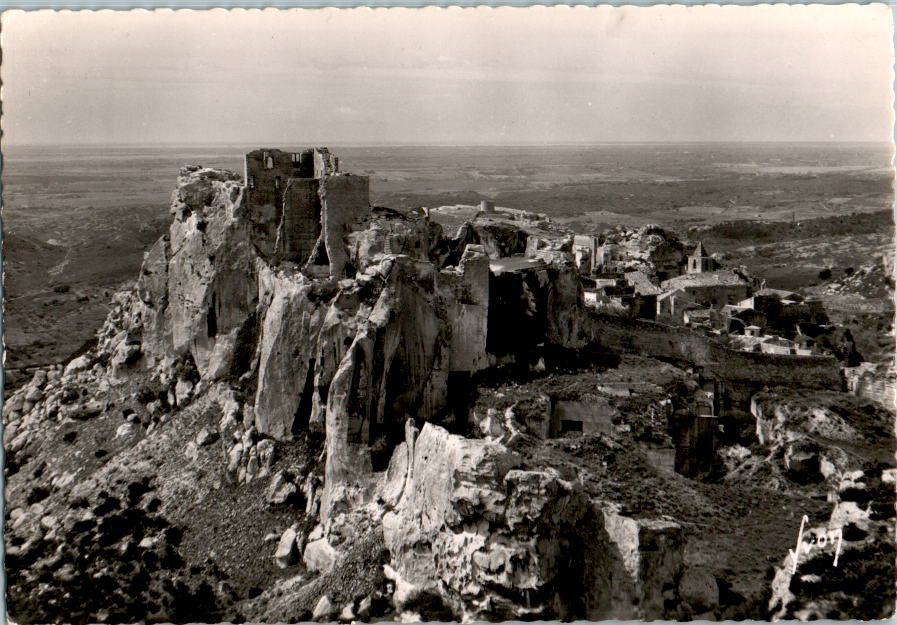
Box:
487 261 587 363
12 156 734 624
96 165 586 523
322 247 491 520
124 166 259 380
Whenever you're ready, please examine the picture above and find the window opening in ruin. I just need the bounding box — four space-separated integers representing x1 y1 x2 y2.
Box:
249 175 256 189
560 420 583 433
274 177 281 191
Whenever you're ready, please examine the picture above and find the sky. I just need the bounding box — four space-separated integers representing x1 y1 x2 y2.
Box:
1 5 894 146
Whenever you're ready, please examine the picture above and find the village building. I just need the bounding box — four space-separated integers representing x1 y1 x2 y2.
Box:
719 305 768 335
624 269 663 296
738 289 802 312
683 307 713 327
656 288 697 323
760 336 794 355
686 241 716 274
583 274 655 319
573 235 600 275
793 334 818 355
595 242 624 272
660 269 752 309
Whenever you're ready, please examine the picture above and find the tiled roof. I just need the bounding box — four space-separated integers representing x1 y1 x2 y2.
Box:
625 270 663 295
661 269 750 290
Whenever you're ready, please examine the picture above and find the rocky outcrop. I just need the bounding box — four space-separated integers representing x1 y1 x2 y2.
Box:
322 247 490 520
379 422 687 621
17 150 888 624
768 466 896 620
598 224 686 278
70 162 595 539
110 166 259 381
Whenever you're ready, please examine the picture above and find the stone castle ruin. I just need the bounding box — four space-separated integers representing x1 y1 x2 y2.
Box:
243 148 369 277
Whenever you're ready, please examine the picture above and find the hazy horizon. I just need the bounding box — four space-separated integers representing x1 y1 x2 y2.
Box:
2 6 893 147
4 139 895 149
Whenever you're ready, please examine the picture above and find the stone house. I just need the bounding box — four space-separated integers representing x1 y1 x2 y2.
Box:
660 269 752 310
683 307 712 327
760 336 793 355
656 288 697 323
573 235 599 275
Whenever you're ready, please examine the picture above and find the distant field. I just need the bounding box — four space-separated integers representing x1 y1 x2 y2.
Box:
3 142 894 377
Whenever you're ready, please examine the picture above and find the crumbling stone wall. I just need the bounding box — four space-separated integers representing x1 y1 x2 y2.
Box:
244 149 302 257
244 148 365 276
844 364 896 408
549 396 617 437
278 178 321 263
310 174 371 278
588 314 842 392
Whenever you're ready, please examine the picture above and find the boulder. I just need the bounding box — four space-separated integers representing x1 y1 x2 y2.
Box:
303 535 337 574
195 427 218 447
174 378 194 406
312 595 333 621
63 355 91 377
266 472 298 506
274 525 299 568
256 439 276 478
31 370 48 388
24 386 43 404
339 602 355 622
110 341 141 372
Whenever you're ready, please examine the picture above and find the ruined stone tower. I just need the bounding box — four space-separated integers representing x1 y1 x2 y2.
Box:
244 148 369 278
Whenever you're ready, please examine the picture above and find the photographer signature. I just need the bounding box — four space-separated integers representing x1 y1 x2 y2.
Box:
789 515 843 574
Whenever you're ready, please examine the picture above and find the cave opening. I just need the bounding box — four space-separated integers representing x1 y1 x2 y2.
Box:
207 293 218 337
444 371 476 436
292 359 316 435
308 237 330 267
370 352 415 472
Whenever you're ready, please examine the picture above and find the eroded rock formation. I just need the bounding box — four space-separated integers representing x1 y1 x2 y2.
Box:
5 149 894 624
